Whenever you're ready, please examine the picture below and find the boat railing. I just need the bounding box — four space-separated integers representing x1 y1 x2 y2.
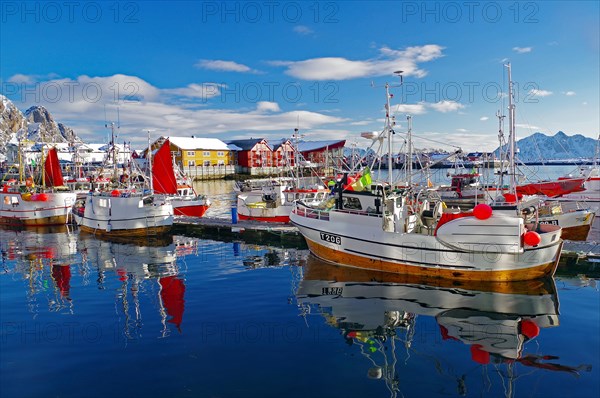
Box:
293 205 330 221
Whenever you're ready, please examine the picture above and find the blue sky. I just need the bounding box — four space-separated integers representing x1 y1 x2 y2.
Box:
1 1 598 151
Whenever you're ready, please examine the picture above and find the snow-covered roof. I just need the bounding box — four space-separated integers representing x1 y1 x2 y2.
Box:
167 136 229 151
227 143 243 151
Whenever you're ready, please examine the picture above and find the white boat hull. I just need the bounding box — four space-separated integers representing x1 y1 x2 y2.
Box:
0 191 76 226
290 206 562 281
73 192 173 237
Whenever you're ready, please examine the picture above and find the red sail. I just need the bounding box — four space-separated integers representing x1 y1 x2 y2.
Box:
152 140 178 194
159 276 186 331
44 147 64 187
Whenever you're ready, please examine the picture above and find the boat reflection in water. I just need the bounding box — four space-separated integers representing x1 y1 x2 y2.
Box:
77 233 193 338
0 226 198 339
296 256 592 397
0 225 78 314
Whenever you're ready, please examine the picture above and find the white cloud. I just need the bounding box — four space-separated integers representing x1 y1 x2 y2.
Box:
255 101 281 113
293 25 314 36
480 116 489 121
8 74 36 84
564 91 576 96
512 47 532 53
528 88 553 97
393 104 428 115
456 128 468 132
7 74 345 147
163 83 223 99
349 120 372 126
392 100 464 115
516 123 543 131
428 100 464 113
270 44 444 81
195 59 257 73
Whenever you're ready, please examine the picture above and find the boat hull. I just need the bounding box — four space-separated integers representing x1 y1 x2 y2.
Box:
290 208 563 282
73 193 173 237
0 191 76 226
172 202 210 218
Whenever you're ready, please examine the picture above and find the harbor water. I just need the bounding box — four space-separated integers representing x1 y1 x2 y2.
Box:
1 165 598 398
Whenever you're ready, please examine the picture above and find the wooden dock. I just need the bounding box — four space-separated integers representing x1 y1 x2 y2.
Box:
173 217 307 248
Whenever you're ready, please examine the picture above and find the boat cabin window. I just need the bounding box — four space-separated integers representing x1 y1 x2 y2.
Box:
342 196 362 210
97 198 109 208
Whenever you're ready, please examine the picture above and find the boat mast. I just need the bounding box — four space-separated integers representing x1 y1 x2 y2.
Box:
148 131 153 191
385 82 394 186
384 71 403 186
110 122 118 183
506 63 517 196
496 110 506 195
407 115 413 187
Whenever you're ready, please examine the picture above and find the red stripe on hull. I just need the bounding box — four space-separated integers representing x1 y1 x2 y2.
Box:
238 214 290 223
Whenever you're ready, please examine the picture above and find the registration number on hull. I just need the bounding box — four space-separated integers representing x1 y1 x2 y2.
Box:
320 232 342 245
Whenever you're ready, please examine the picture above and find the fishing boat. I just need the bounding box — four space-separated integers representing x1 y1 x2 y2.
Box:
152 139 211 217
235 176 330 223
72 125 174 237
296 257 590 397
1 147 77 226
235 129 331 223
551 165 600 211
290 66 563 282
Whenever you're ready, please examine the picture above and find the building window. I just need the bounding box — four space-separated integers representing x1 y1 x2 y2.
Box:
203 160 210 166
217 160 225 165
217 151 224 157
203 151 210 157
188 160 195 167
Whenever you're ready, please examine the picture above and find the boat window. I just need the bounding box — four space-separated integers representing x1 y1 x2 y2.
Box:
97 198 108 208
286 193 294 202
342 197 362 210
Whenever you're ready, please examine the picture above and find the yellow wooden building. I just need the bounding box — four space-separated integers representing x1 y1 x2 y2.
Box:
152 136 232 168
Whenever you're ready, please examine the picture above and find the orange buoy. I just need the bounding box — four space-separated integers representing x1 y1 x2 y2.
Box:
111 189 120 197
524 231 541 246
36 193 48 201
473 203 493 220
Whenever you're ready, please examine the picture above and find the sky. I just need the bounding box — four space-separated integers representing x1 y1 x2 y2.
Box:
1 1 598 151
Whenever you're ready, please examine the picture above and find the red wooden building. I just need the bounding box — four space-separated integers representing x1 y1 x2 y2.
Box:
226 139 273 168
272 139 296 167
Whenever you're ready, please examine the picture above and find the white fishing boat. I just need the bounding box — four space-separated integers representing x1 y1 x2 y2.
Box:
151 139 210 218
235 176 330 223
72 125 173 237
290 66 563 282
0 147 76 226
235 129 331 223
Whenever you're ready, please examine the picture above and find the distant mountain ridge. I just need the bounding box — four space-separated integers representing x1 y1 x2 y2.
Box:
0 95 80 153
496 132 598 162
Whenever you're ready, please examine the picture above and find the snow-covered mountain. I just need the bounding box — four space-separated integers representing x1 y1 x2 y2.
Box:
0 95 80 153
0 94 26 150
495 132 598 162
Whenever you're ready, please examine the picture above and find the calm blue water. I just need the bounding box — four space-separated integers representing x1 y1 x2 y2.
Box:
1 165 598 398
1 228 598 398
